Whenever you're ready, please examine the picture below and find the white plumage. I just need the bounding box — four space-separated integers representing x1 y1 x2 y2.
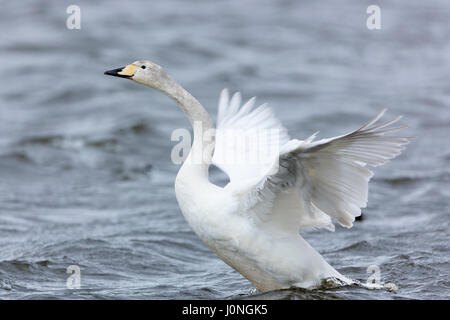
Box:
105 61 409 292
213 89 408 232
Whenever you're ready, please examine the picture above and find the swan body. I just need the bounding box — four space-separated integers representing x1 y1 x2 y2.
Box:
105 60 409 291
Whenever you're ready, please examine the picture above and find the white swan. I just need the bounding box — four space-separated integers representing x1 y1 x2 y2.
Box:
105 60 409 292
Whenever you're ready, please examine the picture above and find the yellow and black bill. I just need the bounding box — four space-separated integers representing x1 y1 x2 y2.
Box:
104 64 136 78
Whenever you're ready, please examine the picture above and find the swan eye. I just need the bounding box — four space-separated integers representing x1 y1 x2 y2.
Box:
141 65 146 70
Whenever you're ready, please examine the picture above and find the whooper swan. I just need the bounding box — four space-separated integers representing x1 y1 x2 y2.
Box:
105 60 409 292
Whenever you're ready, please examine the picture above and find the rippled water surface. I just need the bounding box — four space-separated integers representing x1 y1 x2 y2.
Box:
0 0 449 299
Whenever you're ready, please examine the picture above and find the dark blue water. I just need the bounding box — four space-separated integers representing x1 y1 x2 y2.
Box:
0 0 449 299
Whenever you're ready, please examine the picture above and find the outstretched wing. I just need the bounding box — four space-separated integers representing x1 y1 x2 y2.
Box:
235 109 410 231
212 89 290 183
212 89 409 231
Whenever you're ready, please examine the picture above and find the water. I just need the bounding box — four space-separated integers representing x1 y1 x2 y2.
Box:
0 0 449 299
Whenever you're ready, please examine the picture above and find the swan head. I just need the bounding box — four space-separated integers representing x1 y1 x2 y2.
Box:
104 60 168 89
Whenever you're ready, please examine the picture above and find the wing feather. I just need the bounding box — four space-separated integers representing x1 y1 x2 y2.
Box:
212 89 290 182
246 109 410 229
213 89 409 232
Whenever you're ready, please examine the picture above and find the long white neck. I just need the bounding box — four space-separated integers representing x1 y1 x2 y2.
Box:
147 74 215 179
